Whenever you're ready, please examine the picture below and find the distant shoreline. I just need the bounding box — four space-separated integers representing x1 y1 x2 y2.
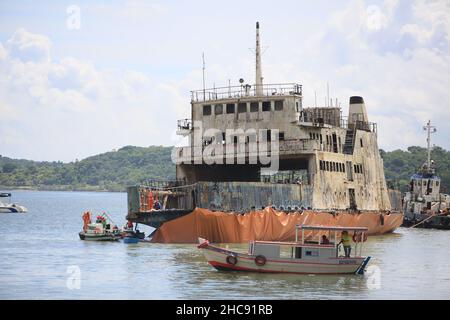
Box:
0 185 124 193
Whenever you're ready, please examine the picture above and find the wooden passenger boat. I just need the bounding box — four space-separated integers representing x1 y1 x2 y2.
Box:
198 225 371 275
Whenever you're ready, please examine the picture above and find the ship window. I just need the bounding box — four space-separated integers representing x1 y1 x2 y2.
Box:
275 100 284 111
279 132 285 141
360 138 363 147
326 162 330 171
226 103 235 114
332 162 336 172
214 104 223 115
203 105 211 116
250 102 259 112
238 102 247 113
266 129 272 142
320 161 324 170
262 101 271 111
436 181 440 187
296 101 300 112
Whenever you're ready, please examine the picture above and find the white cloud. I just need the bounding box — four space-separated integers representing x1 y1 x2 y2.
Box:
0 28 189 161
5 28 51 62
0 0 449 161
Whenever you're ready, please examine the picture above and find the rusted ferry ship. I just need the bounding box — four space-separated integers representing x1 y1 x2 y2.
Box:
126 22 403 243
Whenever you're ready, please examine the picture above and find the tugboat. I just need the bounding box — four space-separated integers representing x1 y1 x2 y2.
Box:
402 121 450 229
198 225 371 275
0 193 28 213
79 212 121 241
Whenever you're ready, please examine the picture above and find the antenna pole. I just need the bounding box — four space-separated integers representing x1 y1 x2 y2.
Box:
423 120 436 171
327 82 330 107
202 52 206 99
255 22 263 96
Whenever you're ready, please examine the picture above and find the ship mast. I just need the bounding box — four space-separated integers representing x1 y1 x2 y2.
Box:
255 21 263 96
423 120 437 172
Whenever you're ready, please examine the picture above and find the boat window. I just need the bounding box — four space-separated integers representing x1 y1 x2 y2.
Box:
250 101 259 112
305 250 319 257
295 247 302 259
326 161 330 171
203 105 211 116
238 102 247 113
274 100 284 111
436 181 440 187
226 103 235 114
279 132 285 141
214 104 223 115
262 101 271 111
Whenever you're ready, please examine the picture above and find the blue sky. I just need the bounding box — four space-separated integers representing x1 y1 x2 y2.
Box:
0 0 449 162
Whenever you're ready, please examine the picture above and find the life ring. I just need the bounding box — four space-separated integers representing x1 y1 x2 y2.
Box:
255 255 267 266
226 255 237 265
352 233 368 242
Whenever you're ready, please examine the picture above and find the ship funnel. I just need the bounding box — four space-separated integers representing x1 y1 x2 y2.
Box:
348 96 369 124
255 21 263 96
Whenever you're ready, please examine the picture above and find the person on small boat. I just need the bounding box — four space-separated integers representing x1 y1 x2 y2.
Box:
153 199 161 210
321 235 330 245
339 230 352 257
126 220 133 230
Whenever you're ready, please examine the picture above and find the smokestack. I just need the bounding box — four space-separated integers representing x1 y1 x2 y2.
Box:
348 96 369 124
255 21 263 96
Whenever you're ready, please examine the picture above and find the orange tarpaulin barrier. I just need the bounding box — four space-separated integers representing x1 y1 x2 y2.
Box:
151 207 403 243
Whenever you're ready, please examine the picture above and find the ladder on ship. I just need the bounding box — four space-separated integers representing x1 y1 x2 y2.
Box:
343 128 356 155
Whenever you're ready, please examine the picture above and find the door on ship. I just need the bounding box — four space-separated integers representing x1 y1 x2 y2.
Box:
332 133 338 153
348 188 357 210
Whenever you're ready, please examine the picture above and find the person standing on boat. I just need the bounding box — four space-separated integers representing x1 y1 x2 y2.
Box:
339 231 352 257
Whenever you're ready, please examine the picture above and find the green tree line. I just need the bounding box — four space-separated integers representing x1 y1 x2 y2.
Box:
0 146 175 192
1 145 449 193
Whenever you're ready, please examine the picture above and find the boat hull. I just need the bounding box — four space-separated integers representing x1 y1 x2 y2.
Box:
78 232 120 241
199 242 367 275
149 207 403 243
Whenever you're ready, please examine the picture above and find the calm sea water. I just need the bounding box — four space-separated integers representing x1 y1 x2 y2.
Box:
0 190 449 300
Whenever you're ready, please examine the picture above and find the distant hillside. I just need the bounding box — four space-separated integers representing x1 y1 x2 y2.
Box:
0 146 175 192
1 145 449 193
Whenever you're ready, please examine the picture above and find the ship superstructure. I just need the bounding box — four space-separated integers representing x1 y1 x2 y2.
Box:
126 22 403 242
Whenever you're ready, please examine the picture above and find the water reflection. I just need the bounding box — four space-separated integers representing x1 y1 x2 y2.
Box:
0 191 450 299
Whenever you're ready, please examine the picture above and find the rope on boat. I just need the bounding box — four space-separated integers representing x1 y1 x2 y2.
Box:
410 212 437 228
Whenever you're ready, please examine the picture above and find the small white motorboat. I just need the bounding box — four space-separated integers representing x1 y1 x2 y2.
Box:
0 193 28 213
198 225 371 275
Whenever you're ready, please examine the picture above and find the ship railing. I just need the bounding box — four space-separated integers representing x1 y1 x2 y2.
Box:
172 139 319 164
341 116 377 133
177 119 192 131
141 178 187 190
191 83 302 102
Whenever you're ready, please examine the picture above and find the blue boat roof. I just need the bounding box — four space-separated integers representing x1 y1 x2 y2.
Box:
411 173 440 180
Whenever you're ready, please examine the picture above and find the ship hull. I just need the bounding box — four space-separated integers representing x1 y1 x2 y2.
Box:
144 207 403 243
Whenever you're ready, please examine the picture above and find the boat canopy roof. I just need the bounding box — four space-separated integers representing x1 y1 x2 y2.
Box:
297 225 368 232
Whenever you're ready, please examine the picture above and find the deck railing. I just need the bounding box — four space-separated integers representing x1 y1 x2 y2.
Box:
191 83 302 102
